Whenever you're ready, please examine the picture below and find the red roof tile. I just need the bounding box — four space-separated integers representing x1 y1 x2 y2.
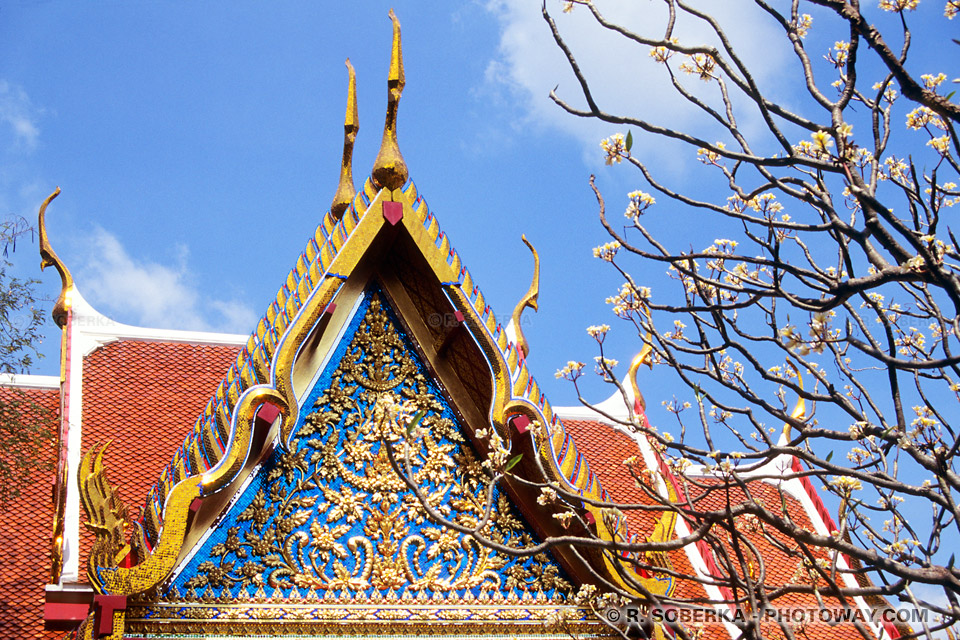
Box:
78 339 241 578
563 419 713 602
564 418 882 640
0 385 62 640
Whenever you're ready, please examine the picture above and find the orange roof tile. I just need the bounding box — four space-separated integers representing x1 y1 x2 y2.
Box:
565 418 884 640
564 419 715 604
78 339 241 578
0 385 62 640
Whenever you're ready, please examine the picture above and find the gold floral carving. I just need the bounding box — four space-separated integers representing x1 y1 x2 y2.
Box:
125 603 604 637
179 294 571 599
125 600 607 638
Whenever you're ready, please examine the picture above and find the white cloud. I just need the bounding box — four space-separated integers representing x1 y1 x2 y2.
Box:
0 80 41 151
0 81 46 220
482 0 790 168
79 228 257 334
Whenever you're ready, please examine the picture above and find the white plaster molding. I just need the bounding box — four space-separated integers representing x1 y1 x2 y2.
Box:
68 288 248 358
0 373 59 389
552 388 634 426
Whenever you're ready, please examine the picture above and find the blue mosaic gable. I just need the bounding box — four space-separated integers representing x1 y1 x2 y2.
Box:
167 287 572 600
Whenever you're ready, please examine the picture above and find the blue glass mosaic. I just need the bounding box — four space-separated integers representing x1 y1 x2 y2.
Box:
167 286 572 600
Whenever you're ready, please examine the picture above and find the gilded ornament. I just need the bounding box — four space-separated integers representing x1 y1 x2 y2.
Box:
627 301 655 411
371 10 409 191
781 360 809 441
510 235 540 359
78 442 131 583
38 186 74 327
644 511 677 574
331 59 359 220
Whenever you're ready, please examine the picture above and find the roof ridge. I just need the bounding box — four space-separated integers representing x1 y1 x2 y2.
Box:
138 178 377 543
137 175 636 558
0 373 60 389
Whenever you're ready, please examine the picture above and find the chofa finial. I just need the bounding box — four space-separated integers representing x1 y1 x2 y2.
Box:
38 187 74 327
511 235 540 358
330 59 359 220
628 302 655 411
371 9 408 191
779 361 808 445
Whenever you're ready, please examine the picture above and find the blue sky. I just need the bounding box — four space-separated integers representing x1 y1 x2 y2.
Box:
1 0 955 415
1 1 644 407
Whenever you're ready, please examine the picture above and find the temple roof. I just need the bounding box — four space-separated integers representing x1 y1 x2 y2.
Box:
0 380 61 640
13 11 897 640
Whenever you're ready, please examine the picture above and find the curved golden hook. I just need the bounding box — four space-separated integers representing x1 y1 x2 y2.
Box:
38 187 74 327
782 360 808 442
627 301 654 411
330 59 359 220
371 9 408 191
510 235 539 358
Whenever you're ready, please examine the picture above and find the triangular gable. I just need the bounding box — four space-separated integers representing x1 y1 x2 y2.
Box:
172 287 572 599
88 171 643 595
120 288 593 635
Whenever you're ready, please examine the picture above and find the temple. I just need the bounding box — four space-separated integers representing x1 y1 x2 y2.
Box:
0 12 904 640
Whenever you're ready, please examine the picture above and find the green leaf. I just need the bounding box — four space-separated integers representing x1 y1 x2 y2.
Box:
825 450 834 463
946 90 956 101
406 409 426 435
625 130 634 152
505 453 524 471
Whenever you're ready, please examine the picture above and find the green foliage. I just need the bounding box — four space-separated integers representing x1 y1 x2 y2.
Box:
0 389 55 507
0 215 53 509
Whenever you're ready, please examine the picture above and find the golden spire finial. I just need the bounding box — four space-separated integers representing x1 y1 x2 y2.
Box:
330 59 359 220
628 302 654 411
371 9 409 191
780 361 808 444
511 235 540 358
38 187 74 327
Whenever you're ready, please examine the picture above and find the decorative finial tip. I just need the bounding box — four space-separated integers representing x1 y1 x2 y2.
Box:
38 187 73 327
344 58 358 133
628 303 654 412
388 9 404 89
372 8 408 191
331 59 360 220
511 235 540 358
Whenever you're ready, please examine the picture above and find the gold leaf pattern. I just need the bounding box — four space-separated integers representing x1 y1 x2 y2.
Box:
174 291 571 600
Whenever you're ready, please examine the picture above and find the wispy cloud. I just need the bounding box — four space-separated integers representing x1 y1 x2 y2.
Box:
482 0 789 167
0 80 41 151
0 80 47 220
78 228 257 334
